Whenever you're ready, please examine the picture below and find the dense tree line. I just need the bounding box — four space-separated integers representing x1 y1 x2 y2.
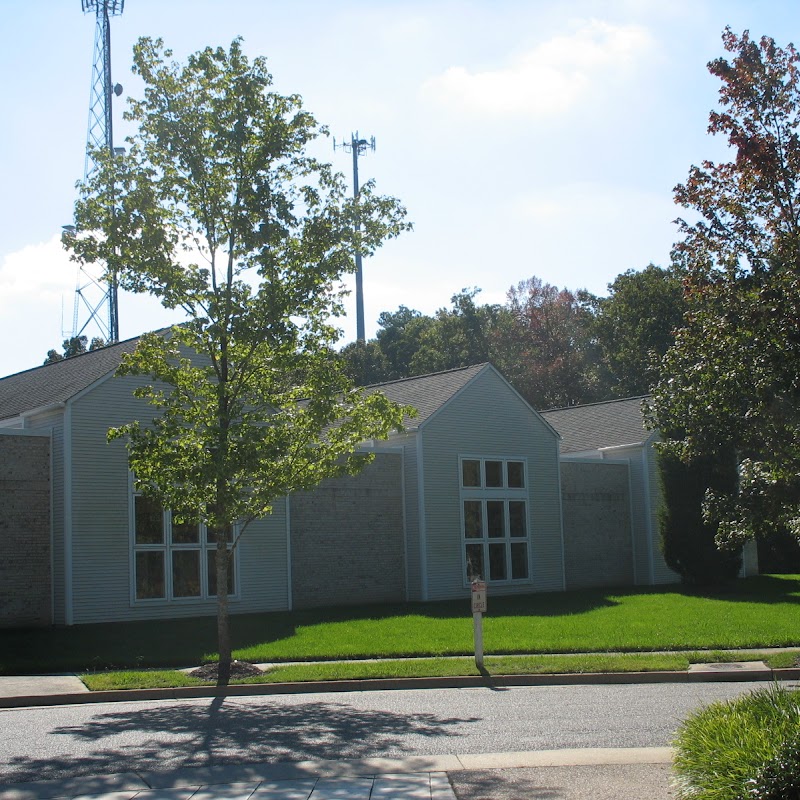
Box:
341 263 686 410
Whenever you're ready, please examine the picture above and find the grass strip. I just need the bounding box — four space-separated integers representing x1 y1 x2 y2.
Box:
82 669 207 691
80 650 800 691
81 652 691 691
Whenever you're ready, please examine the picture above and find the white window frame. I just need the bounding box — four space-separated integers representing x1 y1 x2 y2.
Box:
129 479 240 605
459 456 532 587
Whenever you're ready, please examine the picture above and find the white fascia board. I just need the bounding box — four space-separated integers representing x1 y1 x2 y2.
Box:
0 425 49 436
598 441 646 453
560 451 604 460
19 402 66 422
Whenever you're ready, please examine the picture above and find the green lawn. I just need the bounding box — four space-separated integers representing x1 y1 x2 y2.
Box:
3 575 800 675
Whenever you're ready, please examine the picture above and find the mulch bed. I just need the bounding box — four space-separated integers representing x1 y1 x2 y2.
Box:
189 660 264 682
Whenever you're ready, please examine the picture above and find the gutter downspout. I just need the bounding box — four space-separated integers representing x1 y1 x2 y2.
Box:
49 428 55 625
64 401 74 625
416 433 428 601
641 444 656 585
285 495 293 611
555 438 566 591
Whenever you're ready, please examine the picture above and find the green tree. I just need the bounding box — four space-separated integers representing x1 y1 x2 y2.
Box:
43 335 106 365
657 449 742 586
67 38 410 684
494 276 604 409
649 28 800 548
592 264 686 397
338 339 392 385
374 305 435 378
409 288 501 375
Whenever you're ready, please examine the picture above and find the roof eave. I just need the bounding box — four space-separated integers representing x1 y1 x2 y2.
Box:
20 401 66 419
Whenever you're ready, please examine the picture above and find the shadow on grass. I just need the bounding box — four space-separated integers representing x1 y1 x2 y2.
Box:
2 575 798 674
674 575 800 604
0 695 475 785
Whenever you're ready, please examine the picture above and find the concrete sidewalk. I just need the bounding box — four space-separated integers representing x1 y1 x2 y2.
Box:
0 748 676 800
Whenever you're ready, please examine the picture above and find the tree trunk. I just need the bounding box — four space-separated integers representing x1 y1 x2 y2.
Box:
216 533 231 686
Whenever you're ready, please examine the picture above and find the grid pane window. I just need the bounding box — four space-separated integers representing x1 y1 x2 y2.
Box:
509 502 526 538
172 550 201 598
135 551 165 599
132 492 237 602
466 544 484 581
135 496 163 545
172 518 200 544
511 543 529 579
462 460 481 487
507 461 525 488
489 543 507 580
464 501 482 538
460 457 530 584
485 461 503 487
487 501 505 537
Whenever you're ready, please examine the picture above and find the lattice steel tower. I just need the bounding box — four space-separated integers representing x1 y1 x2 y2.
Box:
69 0 125 344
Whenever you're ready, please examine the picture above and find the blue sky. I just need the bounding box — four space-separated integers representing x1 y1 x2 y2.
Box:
1 0 799 376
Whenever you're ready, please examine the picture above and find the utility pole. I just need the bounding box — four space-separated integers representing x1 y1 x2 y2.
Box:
335 132 375 343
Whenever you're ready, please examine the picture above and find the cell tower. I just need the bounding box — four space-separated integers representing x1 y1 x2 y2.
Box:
67 0 125 344
334 132 375 343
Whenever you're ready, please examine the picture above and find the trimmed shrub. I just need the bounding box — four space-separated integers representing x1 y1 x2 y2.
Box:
673 685 800 800
658 449 741 586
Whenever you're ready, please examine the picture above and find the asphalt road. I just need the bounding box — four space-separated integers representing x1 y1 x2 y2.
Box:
0 681 774 785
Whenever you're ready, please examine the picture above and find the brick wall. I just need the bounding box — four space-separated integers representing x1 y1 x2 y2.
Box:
0 433 51 627
290 452 405 609
561 461 633 590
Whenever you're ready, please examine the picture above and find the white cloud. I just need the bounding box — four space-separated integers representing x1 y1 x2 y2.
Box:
421 19 653 117
0 236 178 376
0 236 75 303
510 181 677 292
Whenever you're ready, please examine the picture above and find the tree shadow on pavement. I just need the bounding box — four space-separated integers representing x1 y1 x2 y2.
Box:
2 696 477 785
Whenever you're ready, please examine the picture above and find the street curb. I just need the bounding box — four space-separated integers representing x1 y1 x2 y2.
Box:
2 668 799 709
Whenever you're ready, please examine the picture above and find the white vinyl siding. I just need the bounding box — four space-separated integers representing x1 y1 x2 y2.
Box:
67 371 289 624
460 457 530 584
419 367 564 601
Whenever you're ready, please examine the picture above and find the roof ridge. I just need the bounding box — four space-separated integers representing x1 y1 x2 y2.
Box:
362 362 487 390
1 332 137 382
0 326 177 383
541 394 650 413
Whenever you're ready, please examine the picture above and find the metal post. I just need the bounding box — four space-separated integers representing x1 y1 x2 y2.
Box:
471 579 487 670
473 611 484 669
352 134 365 343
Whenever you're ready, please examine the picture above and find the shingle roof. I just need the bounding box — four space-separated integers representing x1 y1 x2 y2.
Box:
0 335 142 422
540 395 652 454
0 335 488 428
365 363 488 429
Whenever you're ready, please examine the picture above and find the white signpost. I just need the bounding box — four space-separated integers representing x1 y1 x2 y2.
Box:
471 580 487 669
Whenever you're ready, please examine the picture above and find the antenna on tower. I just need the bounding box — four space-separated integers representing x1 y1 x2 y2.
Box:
334 132 376 343
66 0 125 345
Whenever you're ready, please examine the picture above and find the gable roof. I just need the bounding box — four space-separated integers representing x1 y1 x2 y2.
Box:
540 395 653 454
0 335 489 428
364 363 488 429
0 335 141 422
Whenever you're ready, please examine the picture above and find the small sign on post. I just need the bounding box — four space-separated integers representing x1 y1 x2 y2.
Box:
471 580 487 669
